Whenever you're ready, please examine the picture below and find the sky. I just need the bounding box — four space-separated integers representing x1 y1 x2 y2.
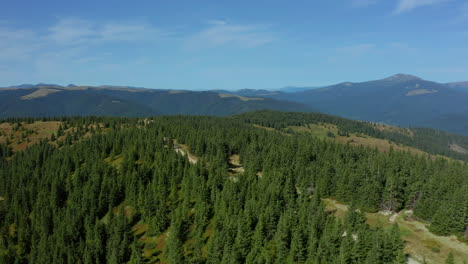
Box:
1 0 468 90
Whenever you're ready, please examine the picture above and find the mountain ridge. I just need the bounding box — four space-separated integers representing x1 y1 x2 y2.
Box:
0 87 312 118
265 74 468 135
3 73 468 135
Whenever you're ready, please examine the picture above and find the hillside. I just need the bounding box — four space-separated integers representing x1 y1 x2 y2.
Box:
0 112 467 263
324 199 468 264
446 82 468 92
0 86 311 118
4 75 468 137
235 111 468 161
265 74 468 136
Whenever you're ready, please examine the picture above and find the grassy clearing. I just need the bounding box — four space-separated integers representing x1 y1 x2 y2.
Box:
289 123 338 139
0 121 62 152
139 231 168 263
0 121 108 154
20 88 62 100
104 154 124 168
228 154 244 174
373 123 414 137
217 93 264 102
201 218 215 258
290 123 428 156
324 199 468 264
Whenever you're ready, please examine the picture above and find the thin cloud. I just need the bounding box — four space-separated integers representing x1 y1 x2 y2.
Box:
206 19 228 26
0 18 168 74
394 0 450 14
48 18 95 44
0 27 40 61
47 18 167 45
185 21 275 50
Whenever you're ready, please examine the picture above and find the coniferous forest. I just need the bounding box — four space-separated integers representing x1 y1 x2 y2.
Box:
0 113 467 263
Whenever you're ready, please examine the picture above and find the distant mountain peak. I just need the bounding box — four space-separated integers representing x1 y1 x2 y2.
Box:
384 74 422 82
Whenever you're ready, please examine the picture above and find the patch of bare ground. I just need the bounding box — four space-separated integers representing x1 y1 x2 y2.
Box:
20 88 62 100
449 143 468 154
218 93 264 102
0 121 63 152
407 257 423 264
173 139 198 164
323 199 468 264
228 154 244 182
406 89 438 96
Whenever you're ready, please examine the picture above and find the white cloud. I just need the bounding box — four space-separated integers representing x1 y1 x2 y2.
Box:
206 19 228 26
0 18 168 64
0 18 170 85
185 21 275 50
48 18 95 44
0 18 276 85
47 18 166 45
394 0 450 14
0 27 41 61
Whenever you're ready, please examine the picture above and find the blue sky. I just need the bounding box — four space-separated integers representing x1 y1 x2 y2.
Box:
1 0 468 90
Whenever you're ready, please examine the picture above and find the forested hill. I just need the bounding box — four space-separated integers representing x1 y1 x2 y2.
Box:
0 114 467 263
0 86 311 118
235 111 468 161
266 74 468 136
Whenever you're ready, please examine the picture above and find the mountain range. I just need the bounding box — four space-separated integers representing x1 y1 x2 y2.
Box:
2 73 468 135
270 74 468 135
219 74 468 135
0 85 311 118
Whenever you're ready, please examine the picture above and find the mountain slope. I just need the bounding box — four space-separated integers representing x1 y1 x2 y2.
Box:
445 81 468 92
0 89 154 117
273 74 468 135
0 86 311 118
235 110 468 161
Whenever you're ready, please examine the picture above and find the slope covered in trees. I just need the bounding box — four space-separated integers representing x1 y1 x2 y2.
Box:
0 87 312 118
0 114 467 263
268 74 468 136
236 111 468 161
